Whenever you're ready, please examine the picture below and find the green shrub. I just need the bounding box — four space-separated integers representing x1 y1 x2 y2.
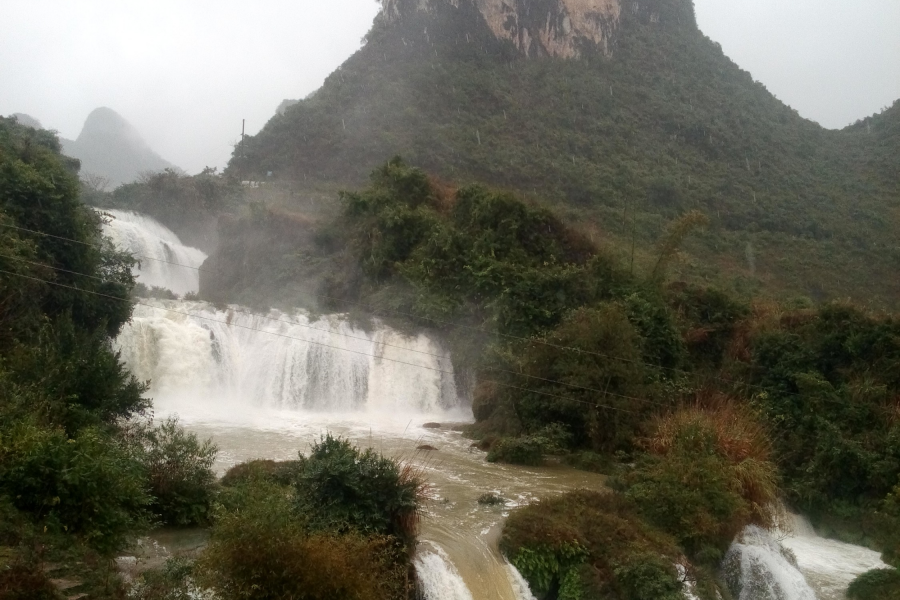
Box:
294 435 423 546
142 418 218 527
614 555 685 600
129 557 195 600
502 303 652 453
220 458 305 488
0 422 150 555
501 491 683 599
563 451 613 474
620 406 780 564
847 568 900 600
487 437 546 466
747 303 900 515
197 478 407 600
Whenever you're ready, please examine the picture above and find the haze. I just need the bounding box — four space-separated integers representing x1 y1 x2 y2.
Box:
1 0 898 175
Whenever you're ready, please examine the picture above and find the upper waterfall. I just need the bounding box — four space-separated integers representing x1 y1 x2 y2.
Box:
103 210 463 417
101 209 207 296
116 300 461 416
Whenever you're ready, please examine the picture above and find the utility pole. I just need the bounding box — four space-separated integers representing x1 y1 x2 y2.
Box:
241 119 246 159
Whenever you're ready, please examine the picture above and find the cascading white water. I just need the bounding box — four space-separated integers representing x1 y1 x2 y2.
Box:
723 525 818 600
415 547 475 600
506 565 537 600
101 209 207 296
116 300 461 416
780 514 888 600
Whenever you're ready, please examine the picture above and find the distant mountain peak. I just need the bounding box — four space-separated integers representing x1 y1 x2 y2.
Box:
63 107 177 187
12 113 43 129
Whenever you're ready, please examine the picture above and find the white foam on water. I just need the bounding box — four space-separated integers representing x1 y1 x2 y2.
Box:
506 564 537 600
780 514 888 600
116 300 462 418
102 209 207 296
724 525 817 600
415 547 475 600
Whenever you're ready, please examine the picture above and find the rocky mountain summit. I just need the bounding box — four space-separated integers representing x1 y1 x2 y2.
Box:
380 0 628 57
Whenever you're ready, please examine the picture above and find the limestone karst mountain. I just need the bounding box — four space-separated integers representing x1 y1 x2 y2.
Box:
62 107 177 188
229 0 898 306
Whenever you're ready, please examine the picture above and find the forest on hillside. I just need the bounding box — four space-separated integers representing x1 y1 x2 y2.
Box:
230 0 899 307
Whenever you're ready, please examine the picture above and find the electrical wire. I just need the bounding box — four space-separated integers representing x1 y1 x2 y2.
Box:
0 251 686 411
0 267 644 415
1 218 773 400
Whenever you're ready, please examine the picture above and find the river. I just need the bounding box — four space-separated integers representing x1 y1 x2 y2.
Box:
104 209 887 600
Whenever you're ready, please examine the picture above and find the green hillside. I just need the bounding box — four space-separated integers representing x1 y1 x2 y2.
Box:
229 0 899 306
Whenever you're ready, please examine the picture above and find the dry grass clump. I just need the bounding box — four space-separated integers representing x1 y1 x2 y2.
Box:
644 400 782 530
395 461 428 543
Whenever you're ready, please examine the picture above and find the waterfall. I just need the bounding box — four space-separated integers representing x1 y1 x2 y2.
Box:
116 300 460 415
723 525 818 600
415 548 475 600
780 514 888 600
101 209 207 296
105 210 461 416
506 565 537 600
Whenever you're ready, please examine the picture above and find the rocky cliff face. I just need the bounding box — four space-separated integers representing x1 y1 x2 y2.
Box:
381 0 621 57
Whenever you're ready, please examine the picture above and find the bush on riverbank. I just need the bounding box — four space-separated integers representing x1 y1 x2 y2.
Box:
198 476 408 600
618 405 780 565
847 568 900 600
197 437 422 600
501 491 686 600
141 417 219 527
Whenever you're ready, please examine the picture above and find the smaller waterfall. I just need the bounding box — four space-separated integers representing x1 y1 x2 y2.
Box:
723 525 817 600
415 548 475 600
101 209 207 296
780 514 888 600
505 565 537 600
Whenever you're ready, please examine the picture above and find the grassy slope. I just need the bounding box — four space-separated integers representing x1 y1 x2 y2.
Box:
232 0 899 306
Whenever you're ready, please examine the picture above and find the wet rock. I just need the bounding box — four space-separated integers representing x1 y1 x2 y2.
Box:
417 444 438 451
422 422 442 429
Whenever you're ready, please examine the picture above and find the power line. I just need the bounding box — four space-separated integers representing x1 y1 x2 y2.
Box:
0 250 453 363
0 221 206 274
0 268 643 415
2 218 772 401
0 219 706 375
0 250 675 412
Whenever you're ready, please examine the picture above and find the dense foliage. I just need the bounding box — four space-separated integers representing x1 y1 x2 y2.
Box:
294 434 422 547
198 438 421 600
140 417 219 527
501 491 687 600
847 568 900 600
0 116 220 599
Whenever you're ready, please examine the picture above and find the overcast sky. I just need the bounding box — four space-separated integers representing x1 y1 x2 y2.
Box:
1 0 898 175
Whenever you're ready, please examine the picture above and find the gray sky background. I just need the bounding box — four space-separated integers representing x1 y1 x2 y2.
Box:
1 0 898 175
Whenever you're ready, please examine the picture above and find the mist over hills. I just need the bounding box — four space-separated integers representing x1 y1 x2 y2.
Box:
229 0 899 307
61 107 177 188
